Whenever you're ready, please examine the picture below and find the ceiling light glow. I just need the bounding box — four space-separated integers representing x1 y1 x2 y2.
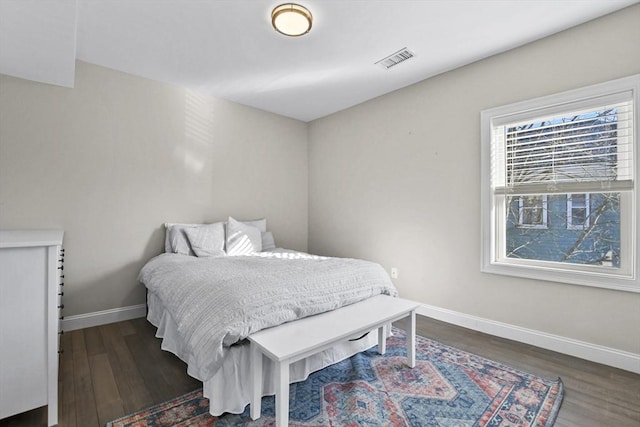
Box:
271 3 312 37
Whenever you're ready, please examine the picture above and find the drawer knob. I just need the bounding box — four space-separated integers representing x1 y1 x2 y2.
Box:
58 304 64 309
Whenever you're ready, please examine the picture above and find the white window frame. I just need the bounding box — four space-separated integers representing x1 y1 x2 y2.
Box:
518 195 548 229
567 193 590 230
481 74 639 293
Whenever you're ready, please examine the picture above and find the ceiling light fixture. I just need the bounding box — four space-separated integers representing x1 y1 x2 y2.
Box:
271 3 313 37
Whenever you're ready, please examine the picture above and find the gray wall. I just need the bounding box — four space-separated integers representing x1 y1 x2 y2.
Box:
308 5 640 354
0 61 308 317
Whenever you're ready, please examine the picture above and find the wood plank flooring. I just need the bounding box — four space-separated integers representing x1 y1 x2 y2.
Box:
1 315 638 426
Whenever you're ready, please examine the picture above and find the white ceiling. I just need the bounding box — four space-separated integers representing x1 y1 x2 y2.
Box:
1 0 637 122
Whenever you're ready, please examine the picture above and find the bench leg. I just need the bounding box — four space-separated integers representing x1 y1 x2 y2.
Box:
377 324 387 355
275 360 290 427
250 342 262 420
407 310 416 368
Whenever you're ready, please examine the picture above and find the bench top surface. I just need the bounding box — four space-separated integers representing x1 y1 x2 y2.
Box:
248 295 418 362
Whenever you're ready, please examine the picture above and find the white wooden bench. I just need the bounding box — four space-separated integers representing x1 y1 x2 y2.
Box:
248 295 419 427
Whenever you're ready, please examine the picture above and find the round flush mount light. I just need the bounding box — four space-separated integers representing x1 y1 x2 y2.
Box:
271 3 313 37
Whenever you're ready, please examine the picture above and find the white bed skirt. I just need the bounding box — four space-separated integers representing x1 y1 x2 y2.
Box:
147 291 378 416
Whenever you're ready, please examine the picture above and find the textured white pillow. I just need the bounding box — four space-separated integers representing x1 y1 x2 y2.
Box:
226 217 262 255
184 222 226 257
261 231 276 251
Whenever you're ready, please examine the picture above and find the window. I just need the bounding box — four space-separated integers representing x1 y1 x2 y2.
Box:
567 193 590 230
481 75 639 292
518 195 547 228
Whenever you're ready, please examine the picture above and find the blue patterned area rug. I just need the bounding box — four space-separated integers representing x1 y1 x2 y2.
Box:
107 330 563 426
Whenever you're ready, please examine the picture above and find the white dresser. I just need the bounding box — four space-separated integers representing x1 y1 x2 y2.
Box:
0 229 64 426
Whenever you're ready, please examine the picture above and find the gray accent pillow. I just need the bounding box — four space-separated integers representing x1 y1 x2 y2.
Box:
166 224 198 255
184 222 226 257
226 217 262 255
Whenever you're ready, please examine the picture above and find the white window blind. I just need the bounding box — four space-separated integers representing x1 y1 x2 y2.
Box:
491 93 634 196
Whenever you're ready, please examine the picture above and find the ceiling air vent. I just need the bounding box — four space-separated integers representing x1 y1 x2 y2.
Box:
375 47 415 69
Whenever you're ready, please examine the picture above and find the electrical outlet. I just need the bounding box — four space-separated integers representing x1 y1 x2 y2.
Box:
390 267 398 279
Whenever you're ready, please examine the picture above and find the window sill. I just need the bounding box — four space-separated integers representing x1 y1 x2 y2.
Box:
482 260 638 293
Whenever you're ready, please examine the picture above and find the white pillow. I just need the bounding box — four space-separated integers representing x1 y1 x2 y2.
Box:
184 222 225 257
226 217 262 255
261 231 276 251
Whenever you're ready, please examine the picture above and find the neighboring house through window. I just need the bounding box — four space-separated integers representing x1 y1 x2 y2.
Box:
481 75 639 292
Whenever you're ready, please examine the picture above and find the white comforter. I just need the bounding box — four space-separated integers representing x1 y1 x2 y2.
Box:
138 250 397 381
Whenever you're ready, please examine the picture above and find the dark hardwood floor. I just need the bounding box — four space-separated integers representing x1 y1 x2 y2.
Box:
1 315 638 426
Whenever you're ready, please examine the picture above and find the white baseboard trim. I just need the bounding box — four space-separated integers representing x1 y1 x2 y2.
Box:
417 304 640 374
61 304 147 332
59 302 639 373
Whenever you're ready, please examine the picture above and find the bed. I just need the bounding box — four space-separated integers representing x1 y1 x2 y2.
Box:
138 218 398 416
